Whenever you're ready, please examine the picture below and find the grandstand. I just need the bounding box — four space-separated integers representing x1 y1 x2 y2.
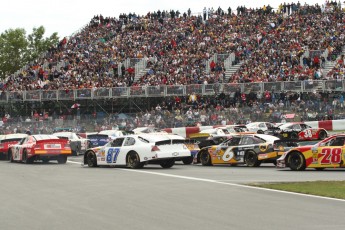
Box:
0 1 345 133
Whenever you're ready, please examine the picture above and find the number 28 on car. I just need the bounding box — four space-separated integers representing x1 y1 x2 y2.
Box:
277 134 345 170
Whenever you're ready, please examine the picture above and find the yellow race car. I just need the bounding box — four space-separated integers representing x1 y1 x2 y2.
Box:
194 134 297 167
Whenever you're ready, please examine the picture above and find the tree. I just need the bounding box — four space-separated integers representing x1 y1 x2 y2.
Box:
0 26 59 79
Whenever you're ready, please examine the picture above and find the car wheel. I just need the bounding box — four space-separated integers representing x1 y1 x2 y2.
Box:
8 150 14 162
23 150 33 164
257 130 264 134
318 130 327 140
245 150 261 167
127 151 144 169
42 159 50 164
57 155 67 164
200 151 212 166
182 157 193 165
160 159 175 168
290 132 298 139
288 151 306 171
86 151 97 167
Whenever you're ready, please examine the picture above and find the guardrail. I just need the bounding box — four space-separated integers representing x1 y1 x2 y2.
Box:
0 80 344 102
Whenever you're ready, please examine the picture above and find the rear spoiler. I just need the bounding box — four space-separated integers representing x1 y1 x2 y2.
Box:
273 139 299 151
155 139 185 146
57 136 69 140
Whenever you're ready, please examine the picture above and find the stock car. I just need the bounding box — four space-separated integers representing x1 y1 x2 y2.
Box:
83 134 191 169
277 134 345 171
0 133 28 160
85 133 110 148
179 133 210 164
194 134 298 167
246 122 277 134
274 123 328 141
8 135 72 164
52 132 90 155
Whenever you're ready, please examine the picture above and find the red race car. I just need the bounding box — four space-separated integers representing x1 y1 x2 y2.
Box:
8 135 72 164
277 134 345 170
275 123 328 141
0 133 28 160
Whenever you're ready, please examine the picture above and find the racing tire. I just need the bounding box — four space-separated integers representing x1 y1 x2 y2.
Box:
245 150 261 167
86 151 97 167
57 155 67 164
314 168 325 171
42 159 50 164
160 159 175 168
288 151 306 171
257 130 264 134
182 157 193 165
23 150 34 164
127 151 144 169
290 132 299 140
200 151 212 166
318 131 327 140
8 150 14 162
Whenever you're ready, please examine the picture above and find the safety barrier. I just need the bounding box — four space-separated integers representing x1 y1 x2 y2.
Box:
164 119 345 138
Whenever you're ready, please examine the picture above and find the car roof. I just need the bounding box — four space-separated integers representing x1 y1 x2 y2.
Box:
31 135 60 140
1 133 28 139
118 134 185 142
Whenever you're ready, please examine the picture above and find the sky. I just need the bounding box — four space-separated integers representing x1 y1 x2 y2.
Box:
0 0 334 39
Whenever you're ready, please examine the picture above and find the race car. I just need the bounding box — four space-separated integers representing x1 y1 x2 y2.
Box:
178 133 210 165
274 123 328 141
194 134 297 167
84 133 110 148
52 132 90 155
8 134 72 164
277 134 345 171
246 122 277 134
83 134 191 169
0 133 28 160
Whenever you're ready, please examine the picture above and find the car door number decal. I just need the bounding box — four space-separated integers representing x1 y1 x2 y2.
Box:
304 129 312 138
106 148 120 163
222 148 234 161
320 148 342 164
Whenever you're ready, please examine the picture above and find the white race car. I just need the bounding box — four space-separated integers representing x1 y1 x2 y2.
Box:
246 122 277 134
52 132 90 155
83 134 191 168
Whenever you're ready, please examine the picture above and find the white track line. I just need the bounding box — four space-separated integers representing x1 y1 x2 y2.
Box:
67 160 345 202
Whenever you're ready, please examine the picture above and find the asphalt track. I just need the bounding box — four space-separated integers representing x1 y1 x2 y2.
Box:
0 157 344 230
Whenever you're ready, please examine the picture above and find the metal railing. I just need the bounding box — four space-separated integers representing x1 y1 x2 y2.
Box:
0 80 344 102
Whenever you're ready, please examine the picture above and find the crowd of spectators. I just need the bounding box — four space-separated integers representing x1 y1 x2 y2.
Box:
1 1 345 134
0 1 344 93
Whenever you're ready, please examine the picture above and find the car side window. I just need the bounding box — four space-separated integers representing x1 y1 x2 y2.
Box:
240 136 253 145
19 137 27 145
112 138 124 147
124 137 135 146
330 137 345 146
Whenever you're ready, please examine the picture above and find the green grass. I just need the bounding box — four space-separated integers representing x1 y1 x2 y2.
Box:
251 181 345 199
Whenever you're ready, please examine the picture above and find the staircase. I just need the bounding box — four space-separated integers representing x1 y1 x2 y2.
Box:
322 46 345 78
224 61 243 82
133 68 149 82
